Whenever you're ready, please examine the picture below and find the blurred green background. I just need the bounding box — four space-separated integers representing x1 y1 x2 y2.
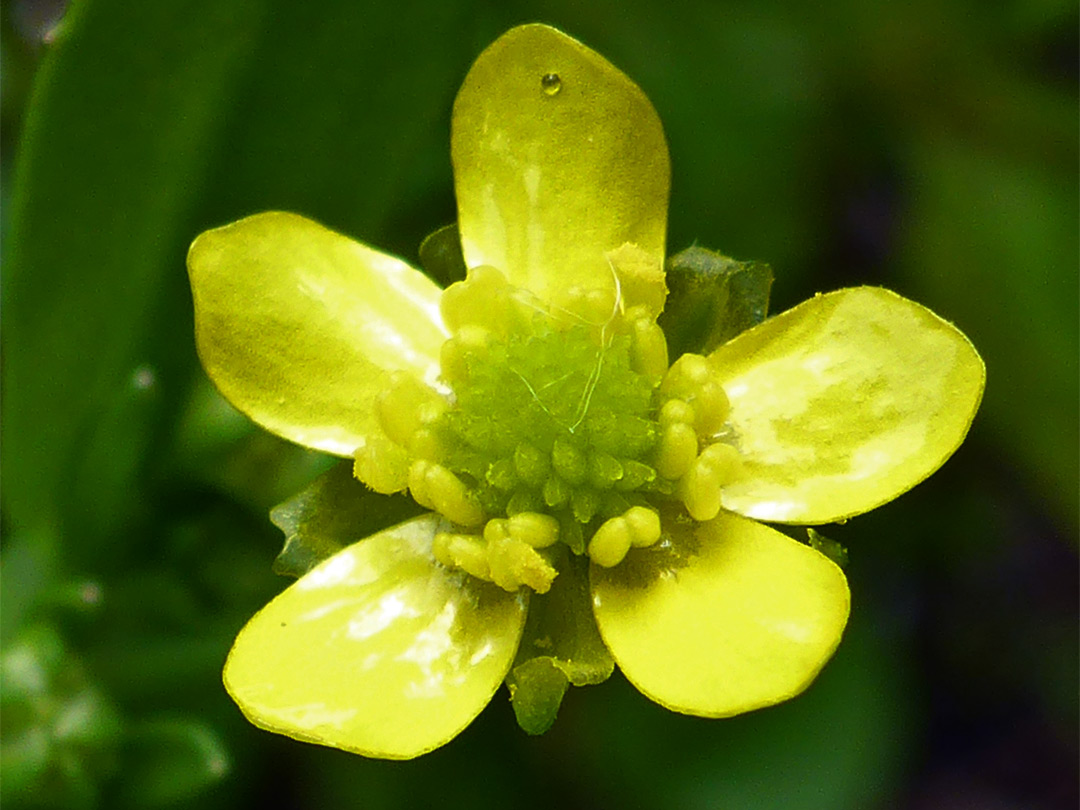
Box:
2 0 1076 807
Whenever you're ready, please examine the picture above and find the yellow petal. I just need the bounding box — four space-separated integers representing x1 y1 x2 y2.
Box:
452 24 669 306
224 514 527 759
188 212 447 456
591 511 849 717
710 287 985 524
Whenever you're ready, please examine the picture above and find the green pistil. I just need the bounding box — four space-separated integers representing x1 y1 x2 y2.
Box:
434 321 660 548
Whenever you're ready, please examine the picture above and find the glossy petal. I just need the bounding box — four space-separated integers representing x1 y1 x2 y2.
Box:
591 511 849 717
223 515 528 759
711 287 985 524
188 212 447 456
452 24 669 304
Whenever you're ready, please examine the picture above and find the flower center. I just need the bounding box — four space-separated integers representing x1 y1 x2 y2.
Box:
359 265 741 592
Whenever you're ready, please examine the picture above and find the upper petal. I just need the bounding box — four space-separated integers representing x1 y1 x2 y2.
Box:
452 24 669 306
223 514 528 760
591 511 849 717
188 212 447 456
711 287 985 524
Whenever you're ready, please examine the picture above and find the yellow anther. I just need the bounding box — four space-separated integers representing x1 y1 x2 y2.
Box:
690 380 730 436
407 427 442 460
659 398 695 427
660 354 730 436
679 442 742 521
432 532 491 581
409 460 484 527
439 324 490 386
508 512 560 548
624 506 662 547
435 521 558 592
661 353 712 399
629 316 669 384
432 531 453 565
440 265 514 334
482 518 511 544
680 464 721 521
654 421 699 480
486 528 557 593
588 516 633 568
375 371 446 447
353 437 410 494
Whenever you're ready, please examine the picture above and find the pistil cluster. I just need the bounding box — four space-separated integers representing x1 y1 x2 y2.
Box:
354 265 742 593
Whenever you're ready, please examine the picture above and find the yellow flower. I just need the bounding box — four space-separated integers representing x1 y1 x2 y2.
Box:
187 25 984 759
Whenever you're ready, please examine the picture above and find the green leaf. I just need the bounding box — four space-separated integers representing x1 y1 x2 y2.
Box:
419 223 468 287
807 528 849 570
2 0 269 534
659 246 773 358
506 552 614 735
66 365 164 541
270 462 424 578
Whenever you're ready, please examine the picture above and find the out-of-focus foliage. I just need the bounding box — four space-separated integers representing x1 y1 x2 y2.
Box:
1 0 1075 807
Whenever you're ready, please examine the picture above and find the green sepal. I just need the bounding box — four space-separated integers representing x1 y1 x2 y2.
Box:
505 551 614 735
659 246 773 358
418 223 468 287
270 462 424 578
506 658 570 735
807 528 850 570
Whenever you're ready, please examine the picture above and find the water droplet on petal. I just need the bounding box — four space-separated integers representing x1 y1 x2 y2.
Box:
130 364 156 391
540 73 562 96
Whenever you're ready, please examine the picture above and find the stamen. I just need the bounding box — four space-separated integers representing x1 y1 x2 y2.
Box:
679 443 742 521
353 435 410 494
409 460 484 526
588 505 661 567
654 421 698 480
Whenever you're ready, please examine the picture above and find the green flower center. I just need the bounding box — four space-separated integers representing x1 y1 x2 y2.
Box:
437 318 663 549
360 265 741 592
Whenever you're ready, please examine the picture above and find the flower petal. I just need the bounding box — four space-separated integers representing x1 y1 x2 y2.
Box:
188 212 447 456
223 514 528 760
591 511 849 717
711 287 985 524
452 24 669 304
